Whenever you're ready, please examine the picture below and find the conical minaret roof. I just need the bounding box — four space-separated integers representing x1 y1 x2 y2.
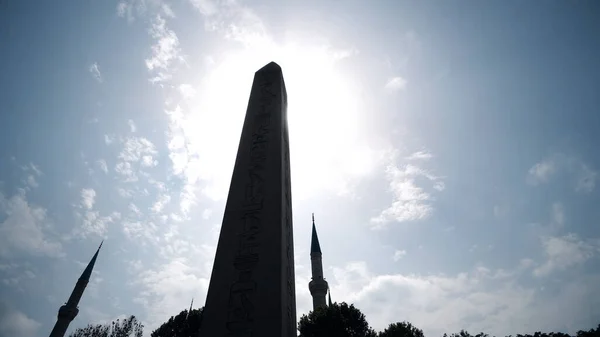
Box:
79 240 103 281
310 213 322 254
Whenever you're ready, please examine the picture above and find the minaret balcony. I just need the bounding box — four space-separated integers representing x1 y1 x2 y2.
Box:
309 279 329 295
58 305 79 320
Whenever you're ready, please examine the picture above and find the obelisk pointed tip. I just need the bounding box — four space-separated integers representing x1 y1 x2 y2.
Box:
257 61 282 73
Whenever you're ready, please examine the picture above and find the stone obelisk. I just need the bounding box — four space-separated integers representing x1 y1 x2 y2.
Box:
198 62 296 337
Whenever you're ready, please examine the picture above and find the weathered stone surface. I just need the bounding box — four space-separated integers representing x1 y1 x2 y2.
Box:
198 62 296 337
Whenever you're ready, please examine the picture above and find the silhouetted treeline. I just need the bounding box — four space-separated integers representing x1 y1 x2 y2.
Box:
67 315 143 337
150 307 203 337
69 303 600 337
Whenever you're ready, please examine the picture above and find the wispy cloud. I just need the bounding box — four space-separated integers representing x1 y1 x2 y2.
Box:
118 137 157 163
89 62 103 83
131 257 211 332
385 76 407 91
329 258 600 336
534 234 598 277
188 0 218 16
178 84 196 99
527 159 556 185
551 202 565 228
128 119 137 133
76 211 120 239
392 249 407 261
80 188 96 210
145 15 183 81
406 151 433 161
575 163 597 193
104 134 116 145
0 301 41 337
26 175 38 188
371 150 443 229
0 190 62 258
527 154 598 192
151 194 171 214
20 163 42 190
97 159 109 174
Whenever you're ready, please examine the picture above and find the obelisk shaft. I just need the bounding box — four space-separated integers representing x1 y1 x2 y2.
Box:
199 62 296 337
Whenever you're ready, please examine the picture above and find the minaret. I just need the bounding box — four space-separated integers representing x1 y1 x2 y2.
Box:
49 241 103 337
309 214 328 311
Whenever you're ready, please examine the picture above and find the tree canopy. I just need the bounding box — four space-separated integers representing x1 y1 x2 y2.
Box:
380 321 425 337
150 307 204 337
298 302 377 337
67 315 143 337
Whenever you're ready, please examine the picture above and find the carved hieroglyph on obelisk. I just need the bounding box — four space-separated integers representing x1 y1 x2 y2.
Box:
198 62 296 337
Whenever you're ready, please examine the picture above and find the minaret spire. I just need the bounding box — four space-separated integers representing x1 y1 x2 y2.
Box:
186 298 194 319
328 287 332 306
49 241 103 337
309 214 328 311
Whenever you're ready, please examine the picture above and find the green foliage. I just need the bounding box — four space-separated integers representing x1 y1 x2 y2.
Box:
380 321 425 337
298 302 377 337
68 315 143 337
151 307 204 337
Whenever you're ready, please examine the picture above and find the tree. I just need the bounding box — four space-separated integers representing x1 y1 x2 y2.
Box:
298 302 377 337
68 315 144 337
380 321 425 337
151 307 204 337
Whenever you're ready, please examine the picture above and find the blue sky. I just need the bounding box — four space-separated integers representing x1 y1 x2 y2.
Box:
1 1 600 336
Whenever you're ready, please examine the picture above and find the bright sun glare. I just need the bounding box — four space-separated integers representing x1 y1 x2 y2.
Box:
169 35 379 203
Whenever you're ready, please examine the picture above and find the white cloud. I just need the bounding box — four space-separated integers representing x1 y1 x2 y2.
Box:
527 159 556 185
118 187 134 198
534 234 598 277
575 163 597 193
151 194 171 214
406 151 432 161
131 257 211 332
20 164 42 189
29 163 42 176
161 3 175 18
81 188 96 210
116 2 129 18
141 155 158 167
117 0 170 23
26 175 38 188
128 119 137 132
128 260 144 272
89 62 103 83
115 162 138 182
371 151 443 229
145 15 183 74
76 211 121 238
392 250 407 261
385 76 407 91
201 209 212 219
0 190 62 258
188 0 218 16
119 137 157 162
328 260 599 337
0 301 41 337
97 159 109 174
527 154 597 192
178 84 196 99
551 202 565 228
104 134 116 145
128 203 142 217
